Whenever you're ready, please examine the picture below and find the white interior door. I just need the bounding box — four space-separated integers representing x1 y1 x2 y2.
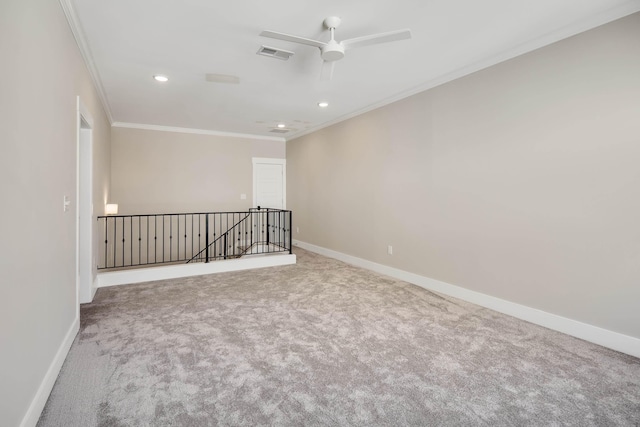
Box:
253 158 285 209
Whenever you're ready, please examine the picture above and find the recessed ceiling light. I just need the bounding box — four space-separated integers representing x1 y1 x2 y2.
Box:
277 123 286 128
318 102 329 108
153 75 169 82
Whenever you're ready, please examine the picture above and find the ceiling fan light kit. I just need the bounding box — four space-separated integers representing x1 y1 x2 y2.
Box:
321 40 345 62
260 16 411 80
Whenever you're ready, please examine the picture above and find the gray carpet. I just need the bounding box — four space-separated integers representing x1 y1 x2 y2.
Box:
38 247 640 426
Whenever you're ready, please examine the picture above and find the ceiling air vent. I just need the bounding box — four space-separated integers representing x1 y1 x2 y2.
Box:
205 73 240 84
269 128 290 133
257 45 294 61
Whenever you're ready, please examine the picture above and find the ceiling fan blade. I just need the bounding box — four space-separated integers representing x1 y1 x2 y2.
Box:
319 61 335 81
341 29 411 50
260 30 326 49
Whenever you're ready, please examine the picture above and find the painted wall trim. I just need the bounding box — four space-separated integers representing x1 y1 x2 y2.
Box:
112 122 286 143
76 97 95 307
97 254 296 288
59 0 639 144
287 2 640 142
292 239 640 359
58 0 113 124
20 315 79 427
252 157 286 165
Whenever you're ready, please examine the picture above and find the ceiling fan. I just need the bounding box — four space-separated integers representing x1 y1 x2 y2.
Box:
260 17 411 81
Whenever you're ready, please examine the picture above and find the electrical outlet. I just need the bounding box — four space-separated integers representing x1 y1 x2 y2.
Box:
387 245 393 255
296 227 299 233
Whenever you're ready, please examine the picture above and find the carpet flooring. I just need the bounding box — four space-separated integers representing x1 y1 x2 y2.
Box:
38 247 640 426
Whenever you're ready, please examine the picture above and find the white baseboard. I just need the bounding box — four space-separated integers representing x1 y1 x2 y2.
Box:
97 254 296 288
21 314 80 427
293 239 640 358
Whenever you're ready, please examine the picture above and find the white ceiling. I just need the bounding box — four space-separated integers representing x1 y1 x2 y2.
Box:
65 0 640 141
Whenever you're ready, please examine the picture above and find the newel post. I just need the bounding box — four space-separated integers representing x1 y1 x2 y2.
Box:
205 214 209 263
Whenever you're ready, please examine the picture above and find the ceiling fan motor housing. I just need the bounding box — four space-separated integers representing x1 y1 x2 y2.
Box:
324 16 342 30
321 40 345 61
260 15 411 78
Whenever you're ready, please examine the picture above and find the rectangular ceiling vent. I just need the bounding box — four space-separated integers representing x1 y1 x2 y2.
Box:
257 45 294 61
205 73 240 84
269 128 290 133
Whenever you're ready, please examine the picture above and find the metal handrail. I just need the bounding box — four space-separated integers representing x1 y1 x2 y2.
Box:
96 207 288 219
97 207 292 270
187 211 251 263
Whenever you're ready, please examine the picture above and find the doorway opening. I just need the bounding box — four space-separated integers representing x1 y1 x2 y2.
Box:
77 98 94 307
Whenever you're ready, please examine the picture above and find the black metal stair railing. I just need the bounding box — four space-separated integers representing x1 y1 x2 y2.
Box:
97 208 292 270
187 210 252 263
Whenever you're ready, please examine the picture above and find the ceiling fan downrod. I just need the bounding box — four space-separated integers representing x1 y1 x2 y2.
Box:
322 16 344 62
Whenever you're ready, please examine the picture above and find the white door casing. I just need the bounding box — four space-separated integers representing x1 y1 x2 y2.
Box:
77 97 95 306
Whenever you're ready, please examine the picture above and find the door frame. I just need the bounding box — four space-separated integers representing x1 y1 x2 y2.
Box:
252 157 286 209
76 97 94 308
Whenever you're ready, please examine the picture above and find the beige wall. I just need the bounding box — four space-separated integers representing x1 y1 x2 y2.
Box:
0 0 111 425
287 13 640 338
111 127 285 214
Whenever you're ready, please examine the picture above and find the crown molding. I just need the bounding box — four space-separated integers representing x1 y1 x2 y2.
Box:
59 0 114 124
112 122 286 142
288 2 640 142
